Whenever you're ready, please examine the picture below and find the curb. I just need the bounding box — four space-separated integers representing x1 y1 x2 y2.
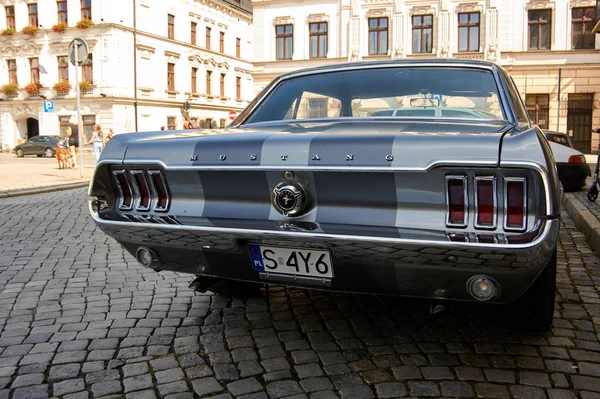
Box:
0 181 90 199
562 191 600 257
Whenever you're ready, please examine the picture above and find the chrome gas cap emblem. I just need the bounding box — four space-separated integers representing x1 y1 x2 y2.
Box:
272 182 307 217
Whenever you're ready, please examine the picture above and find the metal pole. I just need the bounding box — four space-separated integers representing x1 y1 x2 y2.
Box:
75 42 84 177
133 0 138 132
556 68 562 132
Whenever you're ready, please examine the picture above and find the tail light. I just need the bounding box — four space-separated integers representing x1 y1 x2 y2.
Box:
112 169 170 213
148 170 170 212
130 171 152 211
504 177 527 231
113 170 133 210
568 155 585 164
445 175 467 227
474 176 497 229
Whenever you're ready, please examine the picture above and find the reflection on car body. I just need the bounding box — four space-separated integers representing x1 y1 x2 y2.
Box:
89 59 561 332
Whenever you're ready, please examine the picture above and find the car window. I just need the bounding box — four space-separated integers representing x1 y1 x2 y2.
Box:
39 137 49 142
246 67 507 124
29 137 41 142
546 134 571 147
284 91 341 120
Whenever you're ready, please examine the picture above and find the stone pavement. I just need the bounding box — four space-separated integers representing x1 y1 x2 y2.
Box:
0 150 95 197
1 190 600 398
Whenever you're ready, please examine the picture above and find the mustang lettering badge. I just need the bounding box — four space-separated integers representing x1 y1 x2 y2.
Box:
272 182 307 217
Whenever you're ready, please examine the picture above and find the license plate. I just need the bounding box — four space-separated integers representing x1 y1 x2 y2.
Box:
249 244 334 278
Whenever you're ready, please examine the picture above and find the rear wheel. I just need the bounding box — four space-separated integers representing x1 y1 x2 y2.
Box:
210 279 263 297
44 148 55 157
15 149 24 157
509 249 557 332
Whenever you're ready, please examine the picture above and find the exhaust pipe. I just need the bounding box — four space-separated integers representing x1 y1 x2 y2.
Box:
189 276 225 293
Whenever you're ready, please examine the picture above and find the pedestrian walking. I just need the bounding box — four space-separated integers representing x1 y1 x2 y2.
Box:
65 117 80 168
86 124 106 161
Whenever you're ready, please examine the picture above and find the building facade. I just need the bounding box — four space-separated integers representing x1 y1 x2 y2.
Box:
251 0 600 152
0 0 253 151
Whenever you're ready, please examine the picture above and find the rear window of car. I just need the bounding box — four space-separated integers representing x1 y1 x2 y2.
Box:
545 133 571 147
245 67 506 124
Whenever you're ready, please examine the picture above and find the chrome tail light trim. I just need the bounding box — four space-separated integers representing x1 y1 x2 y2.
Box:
445 175 468 228
148 170 170 212
474 175 498 230
503 176 527 232
112 170 134 211
129 170 153 212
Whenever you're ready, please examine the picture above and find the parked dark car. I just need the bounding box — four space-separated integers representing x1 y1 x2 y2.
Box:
89 59 561 332
543 130 590 192
13 135 66 158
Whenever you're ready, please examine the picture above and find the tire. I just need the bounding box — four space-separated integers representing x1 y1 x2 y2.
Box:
44 148 55 157
209 279 263 297
15 149 24 157
509 249 557 332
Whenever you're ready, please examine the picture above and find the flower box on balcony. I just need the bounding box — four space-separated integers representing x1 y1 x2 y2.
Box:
53 81 71 96
79 80 93 94
1 28 15 36
24 82 43 96
21 26 38 36
1 83 19 95
52 23 67 33
76 19 94 29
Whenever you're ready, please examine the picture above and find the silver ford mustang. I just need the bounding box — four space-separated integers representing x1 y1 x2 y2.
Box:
89 59 561 332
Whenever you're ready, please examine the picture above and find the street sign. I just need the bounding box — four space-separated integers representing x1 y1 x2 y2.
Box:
432 94 443 103
228 110 237 121
68 38 89 66
43 101 54 113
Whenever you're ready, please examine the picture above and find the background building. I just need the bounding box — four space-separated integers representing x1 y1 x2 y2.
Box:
251 0 600 152
0 0 253 151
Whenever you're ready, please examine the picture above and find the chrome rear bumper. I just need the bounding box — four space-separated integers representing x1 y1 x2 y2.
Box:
90 203 559 302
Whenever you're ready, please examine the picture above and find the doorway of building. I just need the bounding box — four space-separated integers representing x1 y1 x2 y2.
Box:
26 117 39 139
567 93 593 153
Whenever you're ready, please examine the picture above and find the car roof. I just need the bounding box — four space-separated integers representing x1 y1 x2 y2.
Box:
276 58 503 80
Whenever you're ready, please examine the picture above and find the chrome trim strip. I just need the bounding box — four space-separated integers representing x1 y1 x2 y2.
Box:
231 61 514 128
129 170 152 212
503 176 527 232
148 170 170 212
474 175 497 229
445 175 468 228
89 201 558 250
119 158 497 172
112 170 133 211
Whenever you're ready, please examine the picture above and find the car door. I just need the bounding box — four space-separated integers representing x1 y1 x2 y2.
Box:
21 137 38 155
36 136 50 154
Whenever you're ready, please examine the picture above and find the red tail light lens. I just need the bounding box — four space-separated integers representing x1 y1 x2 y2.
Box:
113 170 133 210
504 177 526 231
475 176 496 228
446 176 467 227
148 170 170 212
568 155 585 164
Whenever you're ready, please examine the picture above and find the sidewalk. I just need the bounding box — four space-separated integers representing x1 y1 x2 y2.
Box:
0 149 96 198
562 175 600 256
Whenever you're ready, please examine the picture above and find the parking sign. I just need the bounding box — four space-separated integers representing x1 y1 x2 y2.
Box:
43 101 54 113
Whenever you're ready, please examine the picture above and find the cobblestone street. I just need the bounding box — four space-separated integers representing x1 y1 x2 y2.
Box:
1 188 600 399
